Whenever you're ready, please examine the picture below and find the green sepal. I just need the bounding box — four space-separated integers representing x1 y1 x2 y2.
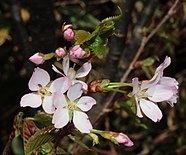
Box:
88 133 99 146
43 52 55 61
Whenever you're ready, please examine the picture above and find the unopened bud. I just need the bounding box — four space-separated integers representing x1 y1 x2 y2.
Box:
63 24 74 41
114 133 134 147
55 47 65 58
29 53 43 65
70 45 86 59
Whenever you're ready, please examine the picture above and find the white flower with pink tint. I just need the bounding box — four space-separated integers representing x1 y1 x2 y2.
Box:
55 47 66 58
132 56 178 122
114 133 134 147
52 55 91 90
70 45 86 59
20 67 70 114
52 83 96 133
63 24 74 41
29 53 43 65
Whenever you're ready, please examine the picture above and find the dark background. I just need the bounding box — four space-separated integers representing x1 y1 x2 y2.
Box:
0 0 186 154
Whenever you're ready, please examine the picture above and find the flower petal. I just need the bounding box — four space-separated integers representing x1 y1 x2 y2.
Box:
134 97 143 118
53 92 68 109
75 62 91 78
132 78 139 95
52 109 69 128
141 56 171 90
52 65 64 76
48 77 70 93
147 84 173 102
28 67 50 91
73 80 88 90
63 55 70 76
140 99 162 122
20 93 42 108
159 77 179 89
77 96 96 112
42 95 55 114
67 83 82 102
73 111 92 133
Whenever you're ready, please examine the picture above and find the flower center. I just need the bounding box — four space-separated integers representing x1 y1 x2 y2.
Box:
68 68 76 81
68 102 77 110
38 87 49 97
136 89 148 100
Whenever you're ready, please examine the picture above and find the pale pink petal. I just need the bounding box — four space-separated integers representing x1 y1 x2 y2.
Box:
75 62 91 78
159 77 179 89
52 92 68 109
134 97 143 118
28 67 50 91
62 55 69 76
52 65 64 76
42 95 55 114
73 111 92 133
147 84 173 102
77 96 96 112
167 95 178 107
20 93 42 108
48 77 70 93
114 133 134 147
155 56 171 74
52 109 69 128
67 83 82 102
132 78 139 95
73 80 88 90
140 99 162 122
141 56 171 90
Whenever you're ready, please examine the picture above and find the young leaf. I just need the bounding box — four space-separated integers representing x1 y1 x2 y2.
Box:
33 111 52 126
25 126 57 155
90 35 106 56
74 30 93 45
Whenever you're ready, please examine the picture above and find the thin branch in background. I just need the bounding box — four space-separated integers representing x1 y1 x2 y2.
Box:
93 0 180 125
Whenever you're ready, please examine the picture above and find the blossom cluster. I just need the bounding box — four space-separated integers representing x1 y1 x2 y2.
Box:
20 23 179 150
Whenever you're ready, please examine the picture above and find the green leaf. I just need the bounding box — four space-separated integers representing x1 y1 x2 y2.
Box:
68 135 92 151
74 30 93 45
14 112 24 137
33 111 52 126
90 35 106 56
25 126 57 155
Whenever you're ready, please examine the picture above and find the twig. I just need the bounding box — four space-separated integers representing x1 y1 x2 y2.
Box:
93 0 180 125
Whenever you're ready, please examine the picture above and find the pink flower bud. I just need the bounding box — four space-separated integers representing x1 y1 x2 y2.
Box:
63 24 74 41
55 47 65 58
70 45 86 59
114 133 134 147
29 53 43 65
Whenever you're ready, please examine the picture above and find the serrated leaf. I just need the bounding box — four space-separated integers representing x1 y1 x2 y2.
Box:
90 35 106 56
33 111 52 126
25 126 57 155
74 30 93 45
68 135 92 151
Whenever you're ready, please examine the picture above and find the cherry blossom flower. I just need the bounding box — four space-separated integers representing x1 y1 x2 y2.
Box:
114 133 134 147
52 55 91 90
20 67 70 114
29 53 43 65
70 45 86 59
52 83 96 133
63 24 74 41
132 56 178 122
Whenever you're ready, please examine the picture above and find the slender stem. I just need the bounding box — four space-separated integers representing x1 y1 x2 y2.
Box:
104 88 126 93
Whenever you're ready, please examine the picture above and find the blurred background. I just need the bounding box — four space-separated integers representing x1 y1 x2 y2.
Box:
0 0 186 154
